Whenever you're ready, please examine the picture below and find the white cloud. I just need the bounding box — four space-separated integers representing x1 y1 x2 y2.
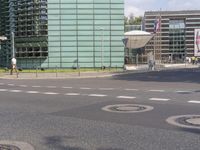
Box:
167 0 200 10
125 6 144 17
125 0 200 17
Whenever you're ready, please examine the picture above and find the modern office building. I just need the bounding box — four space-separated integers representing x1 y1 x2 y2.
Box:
144 10 200 63
0 0 124 68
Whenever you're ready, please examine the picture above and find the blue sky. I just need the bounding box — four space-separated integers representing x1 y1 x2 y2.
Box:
125 0 200 17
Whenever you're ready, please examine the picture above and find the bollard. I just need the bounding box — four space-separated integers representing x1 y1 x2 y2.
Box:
56 66 58 78
36 67 38 78
78 65 80 76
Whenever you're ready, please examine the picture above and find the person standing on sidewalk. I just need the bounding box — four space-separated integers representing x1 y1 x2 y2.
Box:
10 57 18 75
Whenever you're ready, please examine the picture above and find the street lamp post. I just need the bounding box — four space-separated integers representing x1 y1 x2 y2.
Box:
11 32 15 58
99 27 104 69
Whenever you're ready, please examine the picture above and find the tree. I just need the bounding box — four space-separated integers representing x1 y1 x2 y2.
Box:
124 16 129 25
124 13 143 25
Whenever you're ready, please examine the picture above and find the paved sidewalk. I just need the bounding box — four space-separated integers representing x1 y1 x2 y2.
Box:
0 63 199 80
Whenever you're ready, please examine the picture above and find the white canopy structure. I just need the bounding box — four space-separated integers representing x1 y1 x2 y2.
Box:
0 36 7 41
124 30 153 49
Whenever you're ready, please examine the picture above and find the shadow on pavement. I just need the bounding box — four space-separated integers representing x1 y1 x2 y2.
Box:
180 128 200 135
112 68 200 84
44 136 84 150
44 136 124 150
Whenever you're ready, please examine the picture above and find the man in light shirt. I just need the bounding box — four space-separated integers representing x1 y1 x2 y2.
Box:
10 57 18 75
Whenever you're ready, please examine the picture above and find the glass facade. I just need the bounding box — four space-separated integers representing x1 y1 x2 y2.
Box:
0 0 124 69
169 20 186 62
145 10 200 63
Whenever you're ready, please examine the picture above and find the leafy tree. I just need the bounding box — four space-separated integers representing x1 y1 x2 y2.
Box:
124 13 143 25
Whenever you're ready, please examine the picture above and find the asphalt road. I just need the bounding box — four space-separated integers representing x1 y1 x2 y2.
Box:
0 68 200 150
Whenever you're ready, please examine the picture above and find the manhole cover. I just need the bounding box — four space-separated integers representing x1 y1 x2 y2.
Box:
102 104 154 113
0 144 20 150
166 115 200 129
0 141 34 150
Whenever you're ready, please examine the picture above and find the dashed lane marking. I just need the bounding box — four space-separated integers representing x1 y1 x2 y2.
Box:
117 96 136 99
65 93 80 96
26 91 40 94
80 87 92 90
62 86 73 89
43 92 59 95
149 98 170 101
125 89 139 91
8 84 15 86
0 89 8 92
19 85 28 87
149 90 165 92
99 88 114 90
176 91 192 93
32 86 41 88
88 94 107 97
188 100 200 104
46 86 57 88
9 90 22 93
0 83 5 85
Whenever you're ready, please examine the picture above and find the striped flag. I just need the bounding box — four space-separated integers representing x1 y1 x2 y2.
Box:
154 18 161 33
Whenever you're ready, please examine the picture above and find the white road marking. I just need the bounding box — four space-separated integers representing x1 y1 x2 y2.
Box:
0 89 8 92
149 98 170 101
99 88 114 90
80 87 91 90
46 86 57 88
0 83 5 85
8 84 15 86
19 85 27 87
117 96 136 99
9 90 22 93
149 90 165 92
176 91 192 93
26 91 40 94
188 100 200 104
65 93 80 96
125 89 139 91
32 86 41 88
88 94 107 97
43 92 59 95
62 87 73 89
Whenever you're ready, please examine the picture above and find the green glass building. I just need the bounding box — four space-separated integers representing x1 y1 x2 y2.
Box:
0 0 124 69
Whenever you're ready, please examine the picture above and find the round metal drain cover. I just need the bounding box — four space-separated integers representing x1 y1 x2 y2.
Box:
102 104 154 113
0 144 20 150
166 115 200 129
0 141 34 150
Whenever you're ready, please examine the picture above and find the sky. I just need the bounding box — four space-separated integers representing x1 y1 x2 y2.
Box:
125 0 200 17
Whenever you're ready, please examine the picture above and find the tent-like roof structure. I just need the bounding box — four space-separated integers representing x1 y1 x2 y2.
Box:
124 30 153 49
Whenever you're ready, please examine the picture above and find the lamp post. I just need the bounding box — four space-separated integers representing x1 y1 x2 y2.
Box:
11 32 15 58
99 27 104 69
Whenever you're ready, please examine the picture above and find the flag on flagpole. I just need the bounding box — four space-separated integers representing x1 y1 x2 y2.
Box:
154 17 161 33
